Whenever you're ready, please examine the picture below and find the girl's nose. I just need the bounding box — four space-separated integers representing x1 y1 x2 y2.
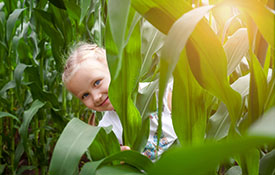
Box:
92 91 102 105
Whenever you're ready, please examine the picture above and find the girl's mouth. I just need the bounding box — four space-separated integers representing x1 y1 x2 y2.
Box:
99 97 109 106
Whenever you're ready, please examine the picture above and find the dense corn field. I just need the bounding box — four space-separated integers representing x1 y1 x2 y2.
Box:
0 0 274 174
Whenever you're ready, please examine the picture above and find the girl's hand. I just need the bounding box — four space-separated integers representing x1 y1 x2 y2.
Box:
120 145 131 151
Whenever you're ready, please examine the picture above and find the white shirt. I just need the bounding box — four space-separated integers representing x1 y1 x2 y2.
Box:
98 81 177 159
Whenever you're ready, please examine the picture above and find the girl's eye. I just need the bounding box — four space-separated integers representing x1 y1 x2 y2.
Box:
82 93 89 100
94 80 101 86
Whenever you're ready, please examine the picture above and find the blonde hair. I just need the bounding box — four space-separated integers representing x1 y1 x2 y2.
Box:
62 42 106 83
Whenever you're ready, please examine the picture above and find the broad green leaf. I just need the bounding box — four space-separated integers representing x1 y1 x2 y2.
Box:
148 136 274 175
139 21 165 80
186 19 242 127
157 5 215 145
0 80 16 96
248 107 275 138
107 0 131 78
0 164 6 174
237 149 260 175
225 0 275 49
0 111 20 123
247 53 268 126
135 81 158 151
6 8 25 42
259 149 275 175
89 126 121 161
49 118 101 175
49 0 66 9
206 103 230 140
80 150 153 175
224 28 249 75
18 100 45 147
172 49 213 145
96 165 142 175
206 73 251 140
64 1 81 22
107 7 143 148
80 0 91 24
131 0 191 35
225 166 242 175
33 9 64 46
14 63 31 103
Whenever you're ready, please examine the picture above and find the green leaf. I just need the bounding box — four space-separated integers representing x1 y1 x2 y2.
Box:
19 100 45 147
33 9 63 46
247 53 268 125
96 165 143 175
226 0 274 49
172 49 213 145
248 107 275 138
64 1 81 22
6 8 25 42
148 136 274 175
107 7 143 148
225 166 242 175
0 111 20 123
14 63 31 103
237 149 260 175
49 0 66 9
259 149 275 175
0 164 6 174
224 28 249 75
107 0 131 78
0 80 16 96
206 103 230 140
89 126 121 161
80 150 153 175
49 118 101 175
80 0 91 24
140 21 165 80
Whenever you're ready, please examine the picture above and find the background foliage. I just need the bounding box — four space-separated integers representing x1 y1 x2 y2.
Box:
0 0 275 174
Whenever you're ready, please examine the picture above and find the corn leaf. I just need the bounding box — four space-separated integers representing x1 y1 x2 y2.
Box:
88 126 121 161
80 150 153 175
259 149 275 175
224 28 249 75
6 8 25 42
247 53 268 126
148 136 274 175
49 118 101 175
206 102 230 140
96 165 142 175
172 49 213 145
80 0 91 24
18 100 45 153
225 0 274 49
0 111 20 123
106 5 142 148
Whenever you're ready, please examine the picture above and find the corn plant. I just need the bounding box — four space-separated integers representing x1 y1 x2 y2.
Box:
1 0 275 174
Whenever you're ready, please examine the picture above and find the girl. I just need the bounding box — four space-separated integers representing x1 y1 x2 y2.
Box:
62 42 177 160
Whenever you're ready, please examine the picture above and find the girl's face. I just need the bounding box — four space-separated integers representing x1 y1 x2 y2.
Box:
65 58 114 111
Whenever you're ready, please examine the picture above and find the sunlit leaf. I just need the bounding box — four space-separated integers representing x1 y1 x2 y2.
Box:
107 6 143 148
225 0 274 49
247 53 268 125
148 136 274 175
172 49 213 145
224 28 249 75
